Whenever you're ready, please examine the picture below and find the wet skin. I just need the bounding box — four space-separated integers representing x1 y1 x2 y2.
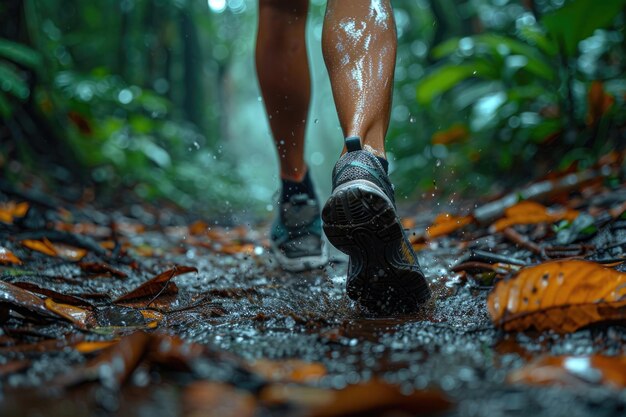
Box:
256 0 397 181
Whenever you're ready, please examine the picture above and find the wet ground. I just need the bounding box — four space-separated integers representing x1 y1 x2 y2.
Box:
1 187 626 416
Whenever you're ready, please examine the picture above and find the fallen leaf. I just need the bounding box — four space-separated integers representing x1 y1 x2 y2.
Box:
0 281 57 321
0 360 31 377
260 379 451 416
489 201 579 233
20 239 86 261
188 220 209 236
147 333 206 371
426 213 473 239
248 359 326 383
57 331 151 388
183 381 256 417
13 282 93 306
0 247 22 265
21 239 57 257
78 262 128 278
488 260 626 333
74 340 119 354
0 201 29 224
113 266 197 304
52 243 87 262
508 355 626 389
44 298 96 329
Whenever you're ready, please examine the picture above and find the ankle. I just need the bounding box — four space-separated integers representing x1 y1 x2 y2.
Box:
280 169 316 202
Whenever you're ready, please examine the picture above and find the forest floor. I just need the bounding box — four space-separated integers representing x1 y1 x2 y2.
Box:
1 153 626 417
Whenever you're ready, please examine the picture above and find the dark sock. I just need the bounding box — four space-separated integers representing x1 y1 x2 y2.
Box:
376 156 389 174
281 170 316 202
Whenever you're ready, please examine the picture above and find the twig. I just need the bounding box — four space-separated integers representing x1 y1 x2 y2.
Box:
502 227 542 255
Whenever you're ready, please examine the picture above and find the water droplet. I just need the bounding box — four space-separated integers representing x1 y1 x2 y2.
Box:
409 115 416 123
435 159 442 167
314 119 319 124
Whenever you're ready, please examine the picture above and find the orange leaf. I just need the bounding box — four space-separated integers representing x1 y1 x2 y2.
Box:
53 243 87 262
21 239 58 257
0 246 22 265
508 355 626 389
248 359 326 383
487 260 626 333
431 123 469 145
0 201 29 224
44 298 95 329
188 220 209 236
184 381 256 417
260 380 451 416
74 340 119 354
489 201 578 232
426 213 473 239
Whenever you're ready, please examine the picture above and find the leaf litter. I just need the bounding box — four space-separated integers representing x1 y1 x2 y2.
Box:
0 150 625 416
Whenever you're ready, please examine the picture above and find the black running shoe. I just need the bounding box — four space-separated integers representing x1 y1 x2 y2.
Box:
321 137 430 313
270 194 328 272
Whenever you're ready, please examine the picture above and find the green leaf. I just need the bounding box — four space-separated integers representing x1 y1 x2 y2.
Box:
473 34 556 81
0 39 42 68
431 37 462 59
416 62 493 104
542 0 626 56
0 91 12 118
0 62 29 100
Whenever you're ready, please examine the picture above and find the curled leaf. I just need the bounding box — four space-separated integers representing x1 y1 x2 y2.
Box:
488 260 626 333
44 298 96 329
114 265 197 304
0 281 56 320
426 213 473 239
0 246 22 265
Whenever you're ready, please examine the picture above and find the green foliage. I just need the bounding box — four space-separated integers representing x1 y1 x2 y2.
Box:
0 39 41 117
392 0 625 197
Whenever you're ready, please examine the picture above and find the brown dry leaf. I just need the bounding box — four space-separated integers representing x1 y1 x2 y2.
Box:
114 265 197 304
508 355 626 389
489 201 579 233
487 260 626 333
0 246 22 265
188 220 209 236
431 123 469 145
147 333 206 371
0 281 57 321
74 340 119 354
21 238 58 257
52 243 87 262
426 213 473 239
56 331 151 388
183 381 256 417
248 359 326 383
44 298 96 329
13 282 93 307
0 360 31 377
78 262 128 278
0 201 29 224
260 379 451 417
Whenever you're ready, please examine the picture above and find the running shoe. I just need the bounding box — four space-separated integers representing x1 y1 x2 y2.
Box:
270 193 328 271
321 136 430 312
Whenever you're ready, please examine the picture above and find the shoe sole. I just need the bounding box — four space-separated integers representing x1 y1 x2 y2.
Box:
322 179 431 313
270 241 329 272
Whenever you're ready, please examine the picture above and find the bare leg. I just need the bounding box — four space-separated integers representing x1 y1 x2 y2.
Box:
256 0 310 182
322 0 396 158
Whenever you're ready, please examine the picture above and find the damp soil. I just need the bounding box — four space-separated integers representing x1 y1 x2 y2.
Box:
1 199 626 417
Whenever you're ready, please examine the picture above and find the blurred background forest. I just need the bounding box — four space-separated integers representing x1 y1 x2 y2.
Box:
0 0 624 216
